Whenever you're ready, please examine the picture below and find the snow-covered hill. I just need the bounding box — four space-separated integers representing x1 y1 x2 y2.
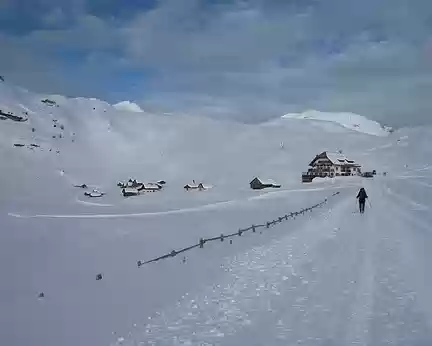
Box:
113 101 144 113
282 110 392 137
0 82 395 209
1 81 432 346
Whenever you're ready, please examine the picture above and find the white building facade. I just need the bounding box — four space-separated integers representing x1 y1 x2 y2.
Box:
305 151 361 179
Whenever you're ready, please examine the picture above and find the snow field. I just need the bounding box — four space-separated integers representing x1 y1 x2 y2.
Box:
1 81 432 346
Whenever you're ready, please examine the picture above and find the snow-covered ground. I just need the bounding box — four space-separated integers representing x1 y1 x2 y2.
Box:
1 81 432 346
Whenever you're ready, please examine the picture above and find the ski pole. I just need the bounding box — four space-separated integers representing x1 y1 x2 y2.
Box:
368 200 372 208
355 199 362 213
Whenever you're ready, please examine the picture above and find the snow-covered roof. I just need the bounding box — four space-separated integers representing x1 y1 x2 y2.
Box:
125 181 142 188
325 152 359 166
184 182 212 189
84 191 104 197
142 183 162 189
309 152 360 167
254 177 280 185
122 187 139 194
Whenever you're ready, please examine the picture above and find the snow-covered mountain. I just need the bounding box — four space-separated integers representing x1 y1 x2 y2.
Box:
0 82 394 203
113 101 144 113
1 81 432 346
282 110 392 136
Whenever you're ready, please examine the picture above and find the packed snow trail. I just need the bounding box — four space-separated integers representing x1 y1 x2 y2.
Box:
115 181 432 346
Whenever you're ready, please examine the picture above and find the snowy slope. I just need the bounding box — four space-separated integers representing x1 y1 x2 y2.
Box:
1 81 432 346
282 110 391 136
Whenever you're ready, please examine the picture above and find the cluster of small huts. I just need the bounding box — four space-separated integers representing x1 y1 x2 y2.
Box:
117 179 166 197
115 177 282 197
77 151 370 200
116 179 218 197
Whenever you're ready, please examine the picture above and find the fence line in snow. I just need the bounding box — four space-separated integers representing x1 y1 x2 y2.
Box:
137 191 341 268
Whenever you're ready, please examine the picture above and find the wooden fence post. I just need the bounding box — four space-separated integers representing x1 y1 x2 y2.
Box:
135 198 337 267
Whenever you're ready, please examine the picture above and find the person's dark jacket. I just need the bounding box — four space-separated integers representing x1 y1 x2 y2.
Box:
357 188 368 201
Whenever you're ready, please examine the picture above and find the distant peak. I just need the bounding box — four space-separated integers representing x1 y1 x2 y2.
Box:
113 101 144 113
282 110 391 136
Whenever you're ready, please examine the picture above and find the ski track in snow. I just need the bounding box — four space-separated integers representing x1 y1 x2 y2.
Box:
8 201 235 219
114 177 432 346
8 184 349 219
18 103 36 114
395 175 432 180
383 185 429 211
399 165 432 175
408 180 432 189
74 197 114 207
114 197 355 346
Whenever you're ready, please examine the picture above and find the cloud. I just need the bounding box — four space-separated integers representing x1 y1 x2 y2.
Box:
41 7 67 28
115 0 432 126
2 0 432 127
0 33 65 92
26 14 119 51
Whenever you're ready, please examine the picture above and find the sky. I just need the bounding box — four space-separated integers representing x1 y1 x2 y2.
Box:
1 0 432 127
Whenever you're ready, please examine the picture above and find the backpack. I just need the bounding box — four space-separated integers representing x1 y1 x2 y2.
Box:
358 188 367 200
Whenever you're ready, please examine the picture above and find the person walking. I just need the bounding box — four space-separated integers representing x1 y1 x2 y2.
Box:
356 187 368 214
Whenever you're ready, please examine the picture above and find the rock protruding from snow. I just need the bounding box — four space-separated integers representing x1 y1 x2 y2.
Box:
113 101 144 113
282 110 389 137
